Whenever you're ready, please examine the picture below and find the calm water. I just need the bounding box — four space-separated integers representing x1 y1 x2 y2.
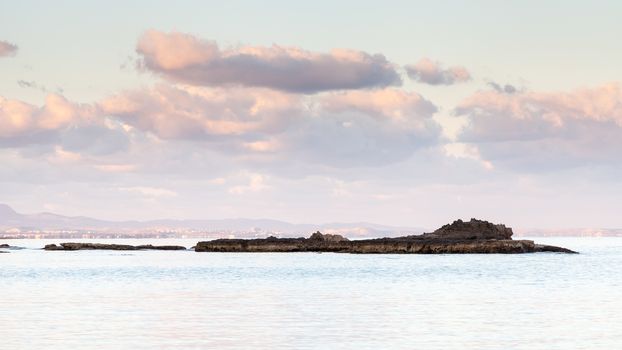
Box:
1 237 621 349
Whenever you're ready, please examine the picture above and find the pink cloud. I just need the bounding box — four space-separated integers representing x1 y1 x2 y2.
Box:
456 83 622 169
405 58 471 85
0 94 129 155
0 94 91 138
99 84 302 139
100 84 441 167
321 89 437 125
136 30 402 93
457 82 622 140
2 80 442 171
0 40 18 57
100 85 439 141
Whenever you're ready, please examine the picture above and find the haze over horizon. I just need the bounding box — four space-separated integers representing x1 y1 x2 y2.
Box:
2 1 622 229
2 203 620 238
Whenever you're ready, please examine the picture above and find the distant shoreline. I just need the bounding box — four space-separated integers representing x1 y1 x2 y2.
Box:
16 219 576 254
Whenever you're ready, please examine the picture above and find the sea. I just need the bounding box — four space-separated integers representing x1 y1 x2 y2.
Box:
1 237 621 349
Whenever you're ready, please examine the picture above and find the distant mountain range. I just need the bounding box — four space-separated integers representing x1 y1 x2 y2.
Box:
2 204 620 238
0 203 423 238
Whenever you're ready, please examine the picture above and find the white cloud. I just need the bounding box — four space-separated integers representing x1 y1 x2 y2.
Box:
93 164 138 173
228 173 269 195
444 142 493 170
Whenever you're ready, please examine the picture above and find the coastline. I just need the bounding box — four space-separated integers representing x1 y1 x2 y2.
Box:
31 219 577 254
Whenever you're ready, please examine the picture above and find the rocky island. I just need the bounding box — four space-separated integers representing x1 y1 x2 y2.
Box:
44 243 187 251
195 219 577 254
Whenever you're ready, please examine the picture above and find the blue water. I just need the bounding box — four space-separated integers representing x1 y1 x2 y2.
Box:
1 238 621 349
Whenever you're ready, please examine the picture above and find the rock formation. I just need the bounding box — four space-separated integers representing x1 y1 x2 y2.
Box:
308 231 349 242
422 218 513 240
0 243 12 252
44 243 187 251
195 219 576 254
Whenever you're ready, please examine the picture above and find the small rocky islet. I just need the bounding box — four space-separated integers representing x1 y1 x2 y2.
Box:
194 219 576 254
43 243 187 251
40 219 577 254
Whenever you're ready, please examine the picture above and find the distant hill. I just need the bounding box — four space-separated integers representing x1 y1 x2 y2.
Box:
0 203 423 238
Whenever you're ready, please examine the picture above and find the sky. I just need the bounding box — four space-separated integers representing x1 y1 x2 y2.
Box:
1 0 622 229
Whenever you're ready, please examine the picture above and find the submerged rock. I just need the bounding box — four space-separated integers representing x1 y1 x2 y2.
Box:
44 243 187 251
195 219 577 254
0 244 25 250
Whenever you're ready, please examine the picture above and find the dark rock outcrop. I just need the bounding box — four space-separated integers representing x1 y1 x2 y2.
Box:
0 243 9 248
422 218 513 240
308 231 349 242
44 243 187 251
195 219 577 254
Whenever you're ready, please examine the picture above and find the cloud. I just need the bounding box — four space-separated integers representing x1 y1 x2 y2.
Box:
100 85 441 167
290 89 440 166
443 142 493 170
243 139 281 152
455 82 622 170
0 40 18 57
61 123 131 156
17 80 63 94
405 58 471 85
3 83 439 170
136 30 402 93
0 94 87 139
321 88 437 125
487 82 517 94
18 80 41 90
228 173 269 195
100 84 301 140
0 94 130 155
0 83 443 206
